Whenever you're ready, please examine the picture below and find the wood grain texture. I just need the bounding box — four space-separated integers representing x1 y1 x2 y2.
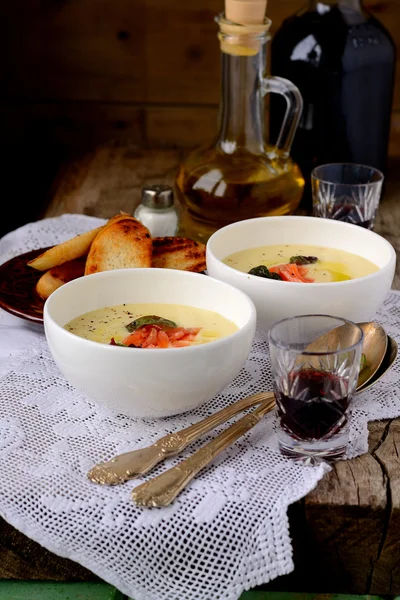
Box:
1 0 399 106
1 103 219 150
1 0 400 151
2 100 399 153
302 420 390 594
41 145 183 219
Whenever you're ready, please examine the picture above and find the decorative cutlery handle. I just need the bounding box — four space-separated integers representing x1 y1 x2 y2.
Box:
87 391 274 485
131 397 276 507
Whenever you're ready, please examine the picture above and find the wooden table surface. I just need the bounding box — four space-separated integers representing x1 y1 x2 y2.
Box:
2 144 400 595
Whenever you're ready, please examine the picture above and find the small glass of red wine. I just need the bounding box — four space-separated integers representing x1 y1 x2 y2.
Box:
268 315 364 463
312 163 384 230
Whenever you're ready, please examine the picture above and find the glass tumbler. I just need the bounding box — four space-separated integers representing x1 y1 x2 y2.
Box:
312 163 384 230
269 315 364 462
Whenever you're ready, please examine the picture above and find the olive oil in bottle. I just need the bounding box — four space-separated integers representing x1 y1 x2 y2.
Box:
176 2 304 243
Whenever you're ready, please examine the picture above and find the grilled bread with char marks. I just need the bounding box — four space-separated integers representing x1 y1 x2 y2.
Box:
152 237 206 272
85 217 152 275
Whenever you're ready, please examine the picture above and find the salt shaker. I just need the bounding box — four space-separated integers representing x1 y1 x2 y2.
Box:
134 184 179 237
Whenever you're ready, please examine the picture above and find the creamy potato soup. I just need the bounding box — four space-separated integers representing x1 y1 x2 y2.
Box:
64 303 238 348
224 244 379 283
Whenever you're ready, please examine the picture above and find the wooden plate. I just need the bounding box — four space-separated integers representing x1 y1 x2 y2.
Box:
0 248 50 324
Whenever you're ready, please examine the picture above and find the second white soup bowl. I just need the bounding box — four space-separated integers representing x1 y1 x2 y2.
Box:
44 268 256 418
206 216 396 333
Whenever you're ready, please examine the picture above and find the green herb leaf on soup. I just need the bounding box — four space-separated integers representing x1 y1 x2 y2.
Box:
289 255 318 265
126 315 178 333
248 265 283 281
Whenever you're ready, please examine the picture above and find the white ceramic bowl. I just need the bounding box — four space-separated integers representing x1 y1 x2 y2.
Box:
206 216 396 333
44 268 256 418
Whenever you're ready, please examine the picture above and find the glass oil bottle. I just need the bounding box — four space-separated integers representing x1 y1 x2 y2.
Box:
176 1 305 242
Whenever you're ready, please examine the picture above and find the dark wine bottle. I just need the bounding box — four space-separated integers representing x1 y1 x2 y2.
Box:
270 0 396 208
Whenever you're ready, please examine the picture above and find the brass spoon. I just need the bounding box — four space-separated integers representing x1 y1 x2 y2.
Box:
88 321 388 487
131 329 395 508
358 334 397 393
304 321 388 390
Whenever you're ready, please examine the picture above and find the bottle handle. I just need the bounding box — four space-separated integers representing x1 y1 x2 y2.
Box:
262 76 303 159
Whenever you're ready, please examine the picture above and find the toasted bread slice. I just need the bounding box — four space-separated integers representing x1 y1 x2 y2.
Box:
36 257 86 300
27 225 104 271
104 211 135 228
84 218 152 275
152 237 206 272
27 213 132 272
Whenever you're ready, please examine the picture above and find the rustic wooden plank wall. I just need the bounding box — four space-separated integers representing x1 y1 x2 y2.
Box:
1 0 399 152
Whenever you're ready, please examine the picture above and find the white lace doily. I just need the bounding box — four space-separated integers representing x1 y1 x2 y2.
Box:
1 215 400 600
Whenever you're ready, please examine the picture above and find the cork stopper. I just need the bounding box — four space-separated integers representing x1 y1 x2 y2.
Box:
225 0 267 25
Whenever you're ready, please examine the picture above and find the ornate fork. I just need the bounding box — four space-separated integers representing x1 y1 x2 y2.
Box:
88 390 274 485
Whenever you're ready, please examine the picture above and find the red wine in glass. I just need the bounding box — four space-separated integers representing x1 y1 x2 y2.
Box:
330 202 373 229
275 369 350 441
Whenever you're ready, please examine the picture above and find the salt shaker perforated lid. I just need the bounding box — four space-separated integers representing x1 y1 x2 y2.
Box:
141 185 174 210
